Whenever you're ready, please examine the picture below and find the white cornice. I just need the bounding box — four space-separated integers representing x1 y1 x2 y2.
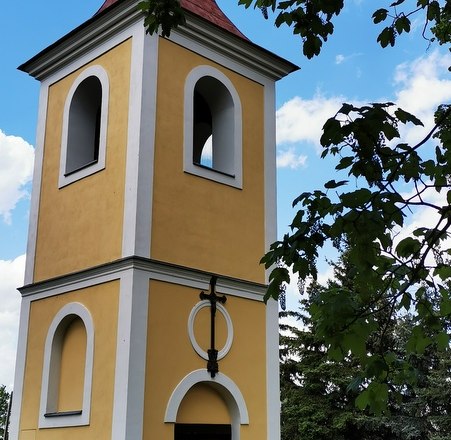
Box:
19 257 268 301
176 14 298 80
19 0 298 82
19 0 141 80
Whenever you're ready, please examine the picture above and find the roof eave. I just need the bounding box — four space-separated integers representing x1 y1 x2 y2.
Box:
177 13 299 80
18 0 139 79
19 0 299 81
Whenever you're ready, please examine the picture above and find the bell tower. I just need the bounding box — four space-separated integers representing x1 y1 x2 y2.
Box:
10 1 297 439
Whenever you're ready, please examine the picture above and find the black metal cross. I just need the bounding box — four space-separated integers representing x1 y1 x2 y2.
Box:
199 276 227 378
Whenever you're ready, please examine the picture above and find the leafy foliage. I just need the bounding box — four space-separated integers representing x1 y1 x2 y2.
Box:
138 0 451 410
280 254 451 439
0 386 11 440
138 0 185 37
265 99 451 412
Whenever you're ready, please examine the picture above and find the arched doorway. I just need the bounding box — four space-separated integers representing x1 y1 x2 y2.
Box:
174 423 231 440
165 369 249 440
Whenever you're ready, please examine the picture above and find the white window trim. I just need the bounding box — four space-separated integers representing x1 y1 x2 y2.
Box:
184 66 243 188
39 302 94 428
165 369 249 440
59 65 109 188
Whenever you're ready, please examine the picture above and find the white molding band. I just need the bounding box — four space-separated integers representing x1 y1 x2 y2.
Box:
24 82 48 285
188 300 233 361
165 369 249 440
171 14 298 83
19 258 267 303
9 298 31 440
58 65 110 188
121 24 158 258
262 73 280 440
111 268 149 440
266 299 281 440
38 302 94 428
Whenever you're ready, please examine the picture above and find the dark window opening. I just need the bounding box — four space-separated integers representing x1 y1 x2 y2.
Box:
193 91 213 168
192 76 235 176
174 423 231 440
65 76 103 176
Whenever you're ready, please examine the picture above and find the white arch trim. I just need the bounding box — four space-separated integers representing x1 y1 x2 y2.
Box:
165 369 249 425
184 65 243 188
39 302 94 428
59 64 110 188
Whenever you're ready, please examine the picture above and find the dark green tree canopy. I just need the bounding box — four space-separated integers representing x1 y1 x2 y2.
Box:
139 0 451 412
0 385 11 440
280 252 451 439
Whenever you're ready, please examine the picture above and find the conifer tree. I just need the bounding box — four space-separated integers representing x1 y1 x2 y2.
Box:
0 385 11 440
280 252 451 439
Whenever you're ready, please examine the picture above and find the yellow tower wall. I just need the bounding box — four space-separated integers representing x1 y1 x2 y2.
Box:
18 281 119 440
151 38 266 284
143 280 267 439
33 40 132 283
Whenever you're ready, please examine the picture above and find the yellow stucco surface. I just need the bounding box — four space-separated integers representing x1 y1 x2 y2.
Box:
151 38 266 284
33 39 131 282
143 280 267 439
57 317 86 412
19 281 119 439
177 383 231 424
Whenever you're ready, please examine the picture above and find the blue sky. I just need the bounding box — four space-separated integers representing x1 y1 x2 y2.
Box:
1 0 450 389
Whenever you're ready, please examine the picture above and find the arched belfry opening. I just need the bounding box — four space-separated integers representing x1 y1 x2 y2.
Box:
192 76 235 174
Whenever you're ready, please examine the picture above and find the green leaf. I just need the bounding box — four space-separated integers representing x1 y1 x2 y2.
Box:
340 188 372 208
395 237 422 258
324 179 348 189
372 8 388 24
336 156 354 170
400 293 411 311
377 26 396 48
395 108 424 125
427 1 440 21
436 331 450 350
440 294 451 315
355 388 370 410
395 16 411 34
433 264 451 281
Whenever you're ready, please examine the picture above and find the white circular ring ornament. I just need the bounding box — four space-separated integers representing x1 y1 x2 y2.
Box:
188 300 234 361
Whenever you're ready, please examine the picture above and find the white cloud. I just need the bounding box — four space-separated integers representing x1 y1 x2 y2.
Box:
276 49 450 158
335 52 362 65
335 54 346 65
393 50 451 146
0 130 34 224
277 148 307 169
0 254 25 390
276 94 345 150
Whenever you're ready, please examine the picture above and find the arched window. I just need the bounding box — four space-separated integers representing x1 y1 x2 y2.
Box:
59 65 109 188
184 66 242 188
165 369 249 440
39 303 94 428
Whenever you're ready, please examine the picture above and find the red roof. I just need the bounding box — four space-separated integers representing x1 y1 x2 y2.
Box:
96 0 248 40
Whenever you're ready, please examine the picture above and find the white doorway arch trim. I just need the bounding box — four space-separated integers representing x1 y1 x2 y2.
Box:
165 369 249 439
